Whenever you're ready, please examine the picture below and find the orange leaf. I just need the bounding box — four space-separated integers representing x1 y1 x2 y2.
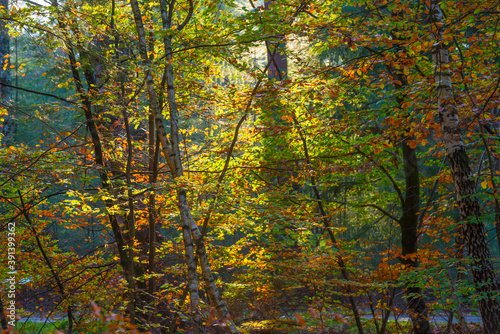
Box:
295 313 306 326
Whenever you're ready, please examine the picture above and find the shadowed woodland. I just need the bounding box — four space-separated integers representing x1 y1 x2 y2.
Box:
1 0 500 333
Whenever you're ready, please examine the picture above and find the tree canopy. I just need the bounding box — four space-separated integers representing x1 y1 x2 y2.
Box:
1 0 500 333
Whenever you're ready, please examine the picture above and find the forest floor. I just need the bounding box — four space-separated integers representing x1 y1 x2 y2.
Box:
14 312 484 334
18 312 483 324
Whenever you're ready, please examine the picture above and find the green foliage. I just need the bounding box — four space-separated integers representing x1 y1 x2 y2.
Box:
1 0 499 333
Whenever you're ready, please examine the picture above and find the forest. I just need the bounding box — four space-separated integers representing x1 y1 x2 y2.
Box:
0 0 499 333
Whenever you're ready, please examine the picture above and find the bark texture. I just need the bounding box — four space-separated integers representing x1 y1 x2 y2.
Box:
0 298 7 329
428 1 500 333
131 0 238 332
129 1 201 331
391 63 430 333
265 1 287 81
50 0 147 325
399 139 430 334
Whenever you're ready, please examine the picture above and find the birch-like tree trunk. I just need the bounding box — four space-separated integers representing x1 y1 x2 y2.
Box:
428 1 500 333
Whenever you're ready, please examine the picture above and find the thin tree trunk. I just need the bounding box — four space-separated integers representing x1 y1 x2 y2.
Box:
392 69 429 334
444 267 470 334
147 113 159 295
378 287 395 334
129 0 200 331
18 191 74 334
293 116 365 334
121 105 139 324
364 36 430 331
428 2 500 333
367 293 380 334
384 7 432 330
50 0 139 321
130 1 238 332
161 14 239 334
265 1 287 82
388 62 430 333
479 129 500 256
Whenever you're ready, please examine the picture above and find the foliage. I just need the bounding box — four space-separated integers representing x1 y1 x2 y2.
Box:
0 0 499 333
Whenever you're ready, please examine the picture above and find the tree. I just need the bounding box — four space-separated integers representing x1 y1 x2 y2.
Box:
2 0 500 333
428 0 500 332
0 0 13 330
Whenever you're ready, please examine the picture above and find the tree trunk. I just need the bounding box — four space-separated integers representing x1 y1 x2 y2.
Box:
265 1 287 81
50 0 142 323
129 1 201 331
428 1 500 333
387 28 430 330
399 139 431 334
0 0 14 146
444 267 470 334
0 298 7 330
18 191 74 334
162 18 239 334
395 81 430 334
294 118 365 334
